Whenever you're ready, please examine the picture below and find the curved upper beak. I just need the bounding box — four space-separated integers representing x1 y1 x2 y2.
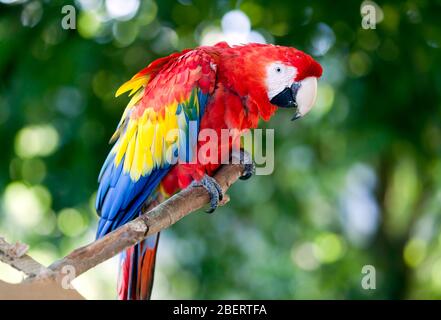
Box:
270 76 318 121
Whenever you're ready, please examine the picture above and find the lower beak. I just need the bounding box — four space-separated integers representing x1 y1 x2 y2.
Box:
291 111 302 121
270 77 318 121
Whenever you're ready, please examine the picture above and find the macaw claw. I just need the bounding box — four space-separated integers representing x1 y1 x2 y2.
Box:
232 149 256 181
191 175 224 214
240 162 256 181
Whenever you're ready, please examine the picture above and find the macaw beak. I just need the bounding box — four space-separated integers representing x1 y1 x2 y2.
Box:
270 76 318 121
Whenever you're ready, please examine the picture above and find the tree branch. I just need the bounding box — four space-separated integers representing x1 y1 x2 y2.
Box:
46 163 244 280
0 237 49 277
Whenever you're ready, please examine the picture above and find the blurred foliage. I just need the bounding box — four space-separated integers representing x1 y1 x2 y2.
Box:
0 0 441 299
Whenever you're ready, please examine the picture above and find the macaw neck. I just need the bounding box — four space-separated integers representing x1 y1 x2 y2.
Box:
215 55 278 123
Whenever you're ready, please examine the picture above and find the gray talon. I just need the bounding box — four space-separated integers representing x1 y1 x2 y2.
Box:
240 162 256 180
232 149 256 180
191 175 223 213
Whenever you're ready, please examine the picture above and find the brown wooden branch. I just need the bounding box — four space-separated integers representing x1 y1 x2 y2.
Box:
45 163 244 281
0 237 49 277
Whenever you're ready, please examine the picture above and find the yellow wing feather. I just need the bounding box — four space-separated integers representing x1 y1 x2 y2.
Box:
115 75 150 97
112 100 182 180
110 50 215 181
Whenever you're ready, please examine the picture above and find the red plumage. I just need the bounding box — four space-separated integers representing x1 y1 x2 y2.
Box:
105 42 322 299
160 43 322 195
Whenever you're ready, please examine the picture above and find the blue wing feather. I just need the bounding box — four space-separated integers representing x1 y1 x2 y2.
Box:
95 152 170 238
95 90 209 239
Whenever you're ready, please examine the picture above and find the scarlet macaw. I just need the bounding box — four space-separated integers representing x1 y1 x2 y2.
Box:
96 42 322 299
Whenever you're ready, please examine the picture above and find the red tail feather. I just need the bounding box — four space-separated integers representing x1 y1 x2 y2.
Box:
118 233 160 300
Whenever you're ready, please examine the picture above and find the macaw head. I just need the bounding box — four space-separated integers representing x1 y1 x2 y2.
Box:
218 43 323 121
263 46 323 120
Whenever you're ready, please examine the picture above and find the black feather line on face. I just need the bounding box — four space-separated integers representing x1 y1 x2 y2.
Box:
270 82 301 109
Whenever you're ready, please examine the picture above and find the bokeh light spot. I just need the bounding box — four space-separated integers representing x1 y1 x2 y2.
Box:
0 262 24 283
310 23 335 56
291 242 320 271
348 51 372 77
200 10 266 46
112 21 139 47
21 1 43 28
105 0 140 21
403 238 426 268
78 11 102 39
431 258 441 290
313 83 335 117
313 233 345 264
57 208 86 237
76 0 102 11
137 0 158 26
3 183 51 229
222 10 251 35
15 125 59 159
55 87 84 118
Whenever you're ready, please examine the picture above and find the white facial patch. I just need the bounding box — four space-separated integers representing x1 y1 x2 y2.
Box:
265 62 297 100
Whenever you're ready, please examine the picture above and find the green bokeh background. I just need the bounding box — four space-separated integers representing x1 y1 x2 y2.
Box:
0 0 441 299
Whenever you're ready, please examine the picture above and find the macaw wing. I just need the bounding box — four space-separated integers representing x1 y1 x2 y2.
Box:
96 49 217 238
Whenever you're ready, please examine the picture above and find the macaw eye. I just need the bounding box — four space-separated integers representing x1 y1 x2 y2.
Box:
266 62 297 100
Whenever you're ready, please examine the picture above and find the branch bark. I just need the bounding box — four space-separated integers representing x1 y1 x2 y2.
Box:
45 163 244 280
0 163 244 299
0 237 49 277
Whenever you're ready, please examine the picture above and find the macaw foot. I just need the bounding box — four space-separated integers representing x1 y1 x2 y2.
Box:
232 149 256 181
191 175 224 214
